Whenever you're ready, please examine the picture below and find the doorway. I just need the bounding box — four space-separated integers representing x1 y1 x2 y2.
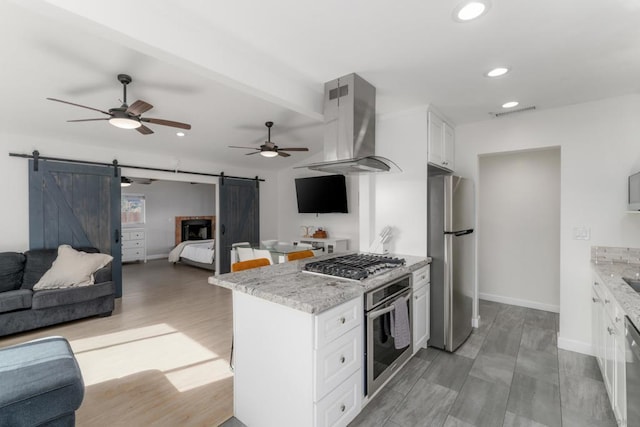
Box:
478 147 561 312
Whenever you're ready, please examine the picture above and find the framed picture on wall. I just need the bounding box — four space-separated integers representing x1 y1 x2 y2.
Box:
121 194 146 226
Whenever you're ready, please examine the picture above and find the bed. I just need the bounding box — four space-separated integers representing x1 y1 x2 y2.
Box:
168 239 215 271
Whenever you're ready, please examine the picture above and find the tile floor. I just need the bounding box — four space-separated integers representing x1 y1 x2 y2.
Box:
222 300 617 427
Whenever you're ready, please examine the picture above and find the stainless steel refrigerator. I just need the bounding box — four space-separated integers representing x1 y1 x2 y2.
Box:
428 172 475 352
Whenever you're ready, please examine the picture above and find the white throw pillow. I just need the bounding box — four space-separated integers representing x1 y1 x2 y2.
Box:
33 245 113 290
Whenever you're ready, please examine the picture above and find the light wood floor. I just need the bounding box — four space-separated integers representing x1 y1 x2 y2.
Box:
0 260 234 427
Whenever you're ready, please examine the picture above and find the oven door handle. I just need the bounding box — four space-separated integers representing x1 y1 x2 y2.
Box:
367 292 411 320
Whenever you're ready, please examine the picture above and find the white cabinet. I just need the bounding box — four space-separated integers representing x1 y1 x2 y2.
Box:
233 293 363 427
297 237 349 254
591 273 626 426
412 266 430 352
121 228 146 262
428 110 455 171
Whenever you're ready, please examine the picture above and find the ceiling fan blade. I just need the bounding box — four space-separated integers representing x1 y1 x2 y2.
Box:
229 146 260 150
278 147 309 152
278 151 291 157
127 100 153 116
136 124 154 135
141 117 191 130
46 98 111 115
246 151 262 156
67 118 110 122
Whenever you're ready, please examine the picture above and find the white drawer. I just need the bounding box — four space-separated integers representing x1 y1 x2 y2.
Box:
315 297 362 349
314 371 361 427
314 326 361 400
413 266 430 288
122 248 144 260
130 230 145 239
122 239 144 249
121 231 131 240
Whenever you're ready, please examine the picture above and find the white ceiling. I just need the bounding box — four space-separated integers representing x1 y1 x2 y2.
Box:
2 0 640 170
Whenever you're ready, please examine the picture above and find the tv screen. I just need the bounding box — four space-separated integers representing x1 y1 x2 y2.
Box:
295 175 348 214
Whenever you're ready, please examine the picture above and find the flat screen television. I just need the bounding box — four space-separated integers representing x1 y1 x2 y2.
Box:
295 175 348 214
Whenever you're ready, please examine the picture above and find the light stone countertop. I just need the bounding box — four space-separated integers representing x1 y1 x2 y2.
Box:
591 261 640 329
208 253 431 314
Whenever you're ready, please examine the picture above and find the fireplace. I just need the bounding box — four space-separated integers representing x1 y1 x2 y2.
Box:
174 216 216 245
181 219 212 242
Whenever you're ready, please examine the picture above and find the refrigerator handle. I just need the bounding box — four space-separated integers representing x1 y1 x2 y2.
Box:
444 229 474 237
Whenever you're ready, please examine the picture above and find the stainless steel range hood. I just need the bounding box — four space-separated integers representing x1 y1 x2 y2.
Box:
298 73 400 174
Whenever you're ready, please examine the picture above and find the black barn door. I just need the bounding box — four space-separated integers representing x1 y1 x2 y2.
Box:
29 160 122 297
219 178 260 274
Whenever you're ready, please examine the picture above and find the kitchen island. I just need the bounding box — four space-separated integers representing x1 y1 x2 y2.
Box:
208 253 429 427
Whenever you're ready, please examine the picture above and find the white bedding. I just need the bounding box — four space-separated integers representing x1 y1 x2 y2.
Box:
168 239 215 264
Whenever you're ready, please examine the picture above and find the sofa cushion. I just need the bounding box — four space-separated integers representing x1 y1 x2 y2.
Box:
0 336 84 426
22 246 100 290
0 290 32 314
0 252 26 293
32 281 114 310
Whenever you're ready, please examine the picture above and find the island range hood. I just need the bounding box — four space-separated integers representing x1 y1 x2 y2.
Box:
298 73 400 174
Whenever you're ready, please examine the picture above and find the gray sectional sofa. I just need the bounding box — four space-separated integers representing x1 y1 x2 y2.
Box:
0 247 115 336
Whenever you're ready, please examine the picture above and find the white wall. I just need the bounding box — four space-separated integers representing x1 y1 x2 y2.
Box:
478 148 560 312
276 152 360 249
123 181 215 257
0 131 280 253
455 94 640 354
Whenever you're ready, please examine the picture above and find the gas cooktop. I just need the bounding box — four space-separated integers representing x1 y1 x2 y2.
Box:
303 253 406 281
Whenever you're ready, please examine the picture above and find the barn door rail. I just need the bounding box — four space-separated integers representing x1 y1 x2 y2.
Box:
9 150 266 183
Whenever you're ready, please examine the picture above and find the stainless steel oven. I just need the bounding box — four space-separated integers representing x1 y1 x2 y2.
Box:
365 274 412 396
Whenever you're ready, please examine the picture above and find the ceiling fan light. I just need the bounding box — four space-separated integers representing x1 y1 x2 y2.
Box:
260 150 279 158
109 117 141 129
120 177 132 187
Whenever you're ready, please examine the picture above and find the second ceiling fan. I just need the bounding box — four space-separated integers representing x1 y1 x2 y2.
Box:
229 121 309 157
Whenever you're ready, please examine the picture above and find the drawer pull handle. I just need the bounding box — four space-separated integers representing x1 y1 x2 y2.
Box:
607 327 615 336
339 317 346 324
605 299 610 304
594 282 599 286
340 404 346 412
340 355 345 364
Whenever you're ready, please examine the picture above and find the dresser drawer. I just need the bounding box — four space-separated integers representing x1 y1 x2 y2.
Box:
122 239 144 249
315 297 362 349
122 248 144 260
314 370 361 427
129 230 145 239
121 231 131 241
314 326 362 400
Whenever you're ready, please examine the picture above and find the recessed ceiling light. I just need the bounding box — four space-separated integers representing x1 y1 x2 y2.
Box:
453 1 491 22
176 132 185 137
486 67 510 78
502 101 519 109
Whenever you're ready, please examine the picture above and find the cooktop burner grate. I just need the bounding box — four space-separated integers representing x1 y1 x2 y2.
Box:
303 253 405 280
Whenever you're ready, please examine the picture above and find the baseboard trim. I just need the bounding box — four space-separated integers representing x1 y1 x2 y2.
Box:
557 335 593 356
479 292 559 313
147 254 170 261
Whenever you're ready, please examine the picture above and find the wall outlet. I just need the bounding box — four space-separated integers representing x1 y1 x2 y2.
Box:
573 227 591 240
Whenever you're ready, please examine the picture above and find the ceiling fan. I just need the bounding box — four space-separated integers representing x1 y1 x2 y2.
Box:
47 74 191 135
229 121 309 158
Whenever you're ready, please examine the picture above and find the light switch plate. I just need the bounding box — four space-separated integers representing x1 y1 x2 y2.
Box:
573 227 591 240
